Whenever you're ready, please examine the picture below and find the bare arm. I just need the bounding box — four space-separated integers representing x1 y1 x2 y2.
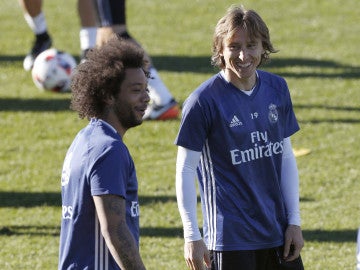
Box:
93 195 146 270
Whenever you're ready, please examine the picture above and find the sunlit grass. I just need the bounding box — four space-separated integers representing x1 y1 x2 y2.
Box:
0 0 359 269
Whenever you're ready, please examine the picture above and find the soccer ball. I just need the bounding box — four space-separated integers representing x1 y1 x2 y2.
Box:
31 48 77 92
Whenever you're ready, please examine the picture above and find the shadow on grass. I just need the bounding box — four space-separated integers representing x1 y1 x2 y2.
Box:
0 193 357 241
0 191 178 207
0 225 60 237
0 225 183 238
142 228 360 242
0 224 357 243
140 227 183 238
139 195 176 205
1 98 359 125
294 103 360 124
0 191 314 208
0 98 70 112
0 191 61 207
302 229 358 243
265 58 360 79
1 54 359 78
299 118 360 124
151 56 360 79
295 104 360 112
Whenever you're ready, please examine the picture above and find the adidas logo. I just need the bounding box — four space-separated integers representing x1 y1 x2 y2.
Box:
229 115 243 127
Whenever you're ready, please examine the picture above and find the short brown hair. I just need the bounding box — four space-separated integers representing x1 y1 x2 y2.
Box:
211 5 277 69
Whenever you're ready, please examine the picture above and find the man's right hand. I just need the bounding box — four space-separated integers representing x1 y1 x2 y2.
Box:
184 240 211 270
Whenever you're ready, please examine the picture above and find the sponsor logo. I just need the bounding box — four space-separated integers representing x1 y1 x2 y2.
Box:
229 115 243 127
230 131 284 165
62 205 73 219
131 201 140 217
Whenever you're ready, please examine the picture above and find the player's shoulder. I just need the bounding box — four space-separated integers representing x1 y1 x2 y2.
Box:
191 73 224 99
258 69 286 85
257 69 289 95
86 119 127 151
183 73 224 111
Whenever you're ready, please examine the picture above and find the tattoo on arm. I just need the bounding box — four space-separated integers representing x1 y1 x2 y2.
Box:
97 195 146 270
106 197 124 216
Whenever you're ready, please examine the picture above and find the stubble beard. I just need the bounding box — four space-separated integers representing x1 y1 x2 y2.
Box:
113 102 142 130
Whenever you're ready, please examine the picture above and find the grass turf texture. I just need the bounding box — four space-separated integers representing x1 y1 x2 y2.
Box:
0 0 359 269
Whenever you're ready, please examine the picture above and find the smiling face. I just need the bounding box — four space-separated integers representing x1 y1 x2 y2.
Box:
109 68 150 135
221 27 264 90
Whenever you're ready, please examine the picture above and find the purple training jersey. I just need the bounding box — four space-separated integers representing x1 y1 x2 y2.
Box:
175 70 299 251
59 119 140 269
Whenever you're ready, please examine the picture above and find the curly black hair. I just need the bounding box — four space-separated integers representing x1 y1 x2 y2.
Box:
70 37 148 119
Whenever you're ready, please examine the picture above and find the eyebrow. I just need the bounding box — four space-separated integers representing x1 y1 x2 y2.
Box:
127 82 146 88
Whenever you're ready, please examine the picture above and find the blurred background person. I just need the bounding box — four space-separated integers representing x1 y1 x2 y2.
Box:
19 0 179 120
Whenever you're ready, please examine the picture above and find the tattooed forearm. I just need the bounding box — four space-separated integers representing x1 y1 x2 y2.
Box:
115 224 145 270
106 197 124 216
95 195 146 270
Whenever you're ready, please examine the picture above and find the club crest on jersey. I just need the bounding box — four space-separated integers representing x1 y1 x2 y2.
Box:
268 103 278 124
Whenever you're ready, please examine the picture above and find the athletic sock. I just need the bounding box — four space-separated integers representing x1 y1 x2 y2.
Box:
24 12 47 35
79 27 97 51
147 67 173 106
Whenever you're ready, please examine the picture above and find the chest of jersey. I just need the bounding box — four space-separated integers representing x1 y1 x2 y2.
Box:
207 84 285 164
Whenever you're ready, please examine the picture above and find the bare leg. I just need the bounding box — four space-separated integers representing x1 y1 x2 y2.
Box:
78 0 97 27
19 0 52 71
19 0 42 17
78 0 97 59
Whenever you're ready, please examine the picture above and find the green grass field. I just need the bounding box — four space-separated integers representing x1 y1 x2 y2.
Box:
1 0 359 269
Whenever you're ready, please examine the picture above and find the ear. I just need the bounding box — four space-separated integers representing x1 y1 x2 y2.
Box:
104 95 115 106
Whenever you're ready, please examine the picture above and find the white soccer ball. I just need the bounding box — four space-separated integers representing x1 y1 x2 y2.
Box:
31 48 77 92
